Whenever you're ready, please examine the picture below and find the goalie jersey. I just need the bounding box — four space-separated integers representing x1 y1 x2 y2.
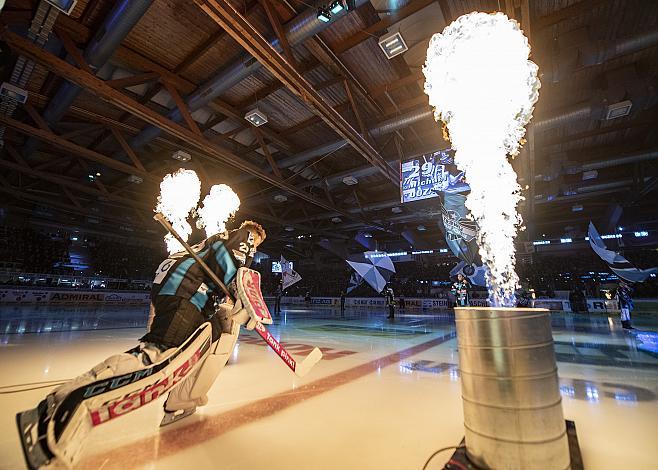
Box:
142 227 257 347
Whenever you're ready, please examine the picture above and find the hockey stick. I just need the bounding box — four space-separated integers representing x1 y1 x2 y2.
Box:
153 213 322 377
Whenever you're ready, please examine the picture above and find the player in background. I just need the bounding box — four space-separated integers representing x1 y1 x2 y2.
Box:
451 273 471 307
615 280 635 329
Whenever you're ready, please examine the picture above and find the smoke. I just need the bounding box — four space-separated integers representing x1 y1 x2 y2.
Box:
155 169 201 254
424 12 540 306
197 184 241 238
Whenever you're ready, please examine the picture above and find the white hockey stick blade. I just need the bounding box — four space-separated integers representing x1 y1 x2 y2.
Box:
294 348 323 378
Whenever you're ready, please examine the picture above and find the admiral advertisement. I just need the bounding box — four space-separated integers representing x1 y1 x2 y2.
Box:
400 149 469 203
0 288 150 305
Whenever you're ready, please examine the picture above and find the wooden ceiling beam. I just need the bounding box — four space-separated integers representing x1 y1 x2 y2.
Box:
55 28 93 74
106 72 160 89
161 79 203 136
194 0 398 186
260 0 297 67
0 28 373 223
109 127 147 172
252 127 282 178
0 114 157 182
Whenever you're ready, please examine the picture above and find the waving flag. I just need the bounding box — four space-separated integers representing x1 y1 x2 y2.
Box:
450 260 488 287
280 256 302 290
588 222 658 283
345 252 396 293
346 271 364 294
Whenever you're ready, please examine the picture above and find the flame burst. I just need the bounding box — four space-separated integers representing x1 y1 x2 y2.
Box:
424 12 540 306
155 169 201 254
197 184 241 238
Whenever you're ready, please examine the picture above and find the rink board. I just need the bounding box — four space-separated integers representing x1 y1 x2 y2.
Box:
0 288 150 305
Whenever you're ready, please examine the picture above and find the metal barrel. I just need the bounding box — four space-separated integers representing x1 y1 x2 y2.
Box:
455 307 570 470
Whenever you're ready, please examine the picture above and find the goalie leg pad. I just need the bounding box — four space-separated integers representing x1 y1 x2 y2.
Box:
164 316 240 414
17 323 213 470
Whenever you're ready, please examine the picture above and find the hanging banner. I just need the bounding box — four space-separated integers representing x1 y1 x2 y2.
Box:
400 149 469 203
439 192 481 266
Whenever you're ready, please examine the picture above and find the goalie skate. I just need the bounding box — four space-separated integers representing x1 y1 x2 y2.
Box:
160 406 196 427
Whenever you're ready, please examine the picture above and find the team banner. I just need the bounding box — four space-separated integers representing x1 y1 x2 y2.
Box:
588 222 658 283
439 192 481 266
280 256 302 290
400 149 469 203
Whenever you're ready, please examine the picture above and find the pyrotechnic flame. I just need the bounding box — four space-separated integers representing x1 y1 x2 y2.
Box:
197 184 241 238
155 169 201 254
424 12 540 306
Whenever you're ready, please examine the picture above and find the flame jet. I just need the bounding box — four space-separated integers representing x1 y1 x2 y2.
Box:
424 12 540 306
155 169 201 254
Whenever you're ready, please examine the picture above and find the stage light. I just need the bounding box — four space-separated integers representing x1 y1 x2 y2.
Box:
342 175 358 185
379 32 408 59
317 7 332 23
273 194 288 203
634 231 648 237
244 108 268 127
171 150 192 162
127 175 143 184
329 1 345 14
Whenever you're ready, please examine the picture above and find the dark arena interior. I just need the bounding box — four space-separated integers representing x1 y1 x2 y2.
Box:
0 1 657 469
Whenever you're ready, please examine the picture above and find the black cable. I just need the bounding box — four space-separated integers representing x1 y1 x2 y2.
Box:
422 445 464 470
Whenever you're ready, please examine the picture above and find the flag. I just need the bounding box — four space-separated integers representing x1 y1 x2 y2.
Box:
280 256 302 290
439 192 481 266
345 251 396 293
450 261 488 287
346 271 364 294
588 222 658 283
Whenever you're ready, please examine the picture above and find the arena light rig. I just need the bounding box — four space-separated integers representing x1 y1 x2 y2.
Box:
423 12 540 306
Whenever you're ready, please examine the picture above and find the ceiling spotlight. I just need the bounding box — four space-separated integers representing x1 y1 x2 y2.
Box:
245 108 268 127
285 226 295 232
331 217 342 223
95 172 101 177
127 175 143 184
363 232 373 238
273 194 288 203
391 207 402 214
342 175 358 186
417 225 426 231
378 32 408 59
171 150 191 162
317 6 332 23
329 0 345 14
